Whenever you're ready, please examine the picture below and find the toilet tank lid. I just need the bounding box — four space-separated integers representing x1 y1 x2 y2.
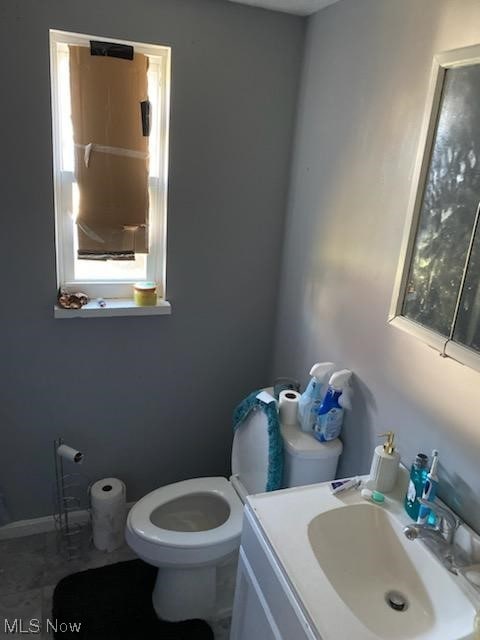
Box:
281 424 343 459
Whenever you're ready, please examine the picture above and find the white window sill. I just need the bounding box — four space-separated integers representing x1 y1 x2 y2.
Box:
54 298 171 319
389 314 480 373
388 315 446 352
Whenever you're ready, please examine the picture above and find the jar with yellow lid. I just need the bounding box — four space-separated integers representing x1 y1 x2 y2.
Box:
133 282 158 306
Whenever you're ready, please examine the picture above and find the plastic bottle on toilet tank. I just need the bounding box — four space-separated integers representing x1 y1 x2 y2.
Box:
313 370 352 442
298 362 335 433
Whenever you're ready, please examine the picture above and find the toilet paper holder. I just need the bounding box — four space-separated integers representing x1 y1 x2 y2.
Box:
52 437 90 561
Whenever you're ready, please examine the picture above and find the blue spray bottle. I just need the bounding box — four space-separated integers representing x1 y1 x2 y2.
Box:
313 369 352 442
417 450 439 525
298 363 335 433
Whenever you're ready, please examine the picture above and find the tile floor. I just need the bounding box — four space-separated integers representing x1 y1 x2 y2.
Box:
0 531 231 639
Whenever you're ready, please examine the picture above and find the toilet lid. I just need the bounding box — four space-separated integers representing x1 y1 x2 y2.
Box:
128 477 243 549
231 404 271 495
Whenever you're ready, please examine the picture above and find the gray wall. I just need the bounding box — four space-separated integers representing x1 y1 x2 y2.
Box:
273 0 480 532
0 0 304 520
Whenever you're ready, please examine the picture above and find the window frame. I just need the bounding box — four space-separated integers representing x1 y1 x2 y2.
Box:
389 43 480 372
49 29 171 300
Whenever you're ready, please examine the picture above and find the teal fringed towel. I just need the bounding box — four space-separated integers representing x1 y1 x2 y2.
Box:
232 390 283 492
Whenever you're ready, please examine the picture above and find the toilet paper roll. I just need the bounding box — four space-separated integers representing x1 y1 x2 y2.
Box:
279 389 301 426
90 478 126 553
56 444 84 464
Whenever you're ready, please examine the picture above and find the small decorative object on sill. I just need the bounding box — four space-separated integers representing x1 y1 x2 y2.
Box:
57 288 89 310
133 281 157 306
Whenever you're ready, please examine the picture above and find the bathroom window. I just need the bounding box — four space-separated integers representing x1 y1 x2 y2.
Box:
50 30 171 301
390 44 480 371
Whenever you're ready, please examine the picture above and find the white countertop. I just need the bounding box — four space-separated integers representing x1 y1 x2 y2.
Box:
246 472 479 640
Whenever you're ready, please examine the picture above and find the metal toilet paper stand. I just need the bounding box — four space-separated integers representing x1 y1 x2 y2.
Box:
52 437 90 560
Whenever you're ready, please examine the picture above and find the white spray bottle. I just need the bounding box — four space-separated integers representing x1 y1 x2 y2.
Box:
298 362 335 433
313 369 353 442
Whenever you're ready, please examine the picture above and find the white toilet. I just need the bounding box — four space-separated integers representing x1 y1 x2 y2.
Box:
126 398 342 622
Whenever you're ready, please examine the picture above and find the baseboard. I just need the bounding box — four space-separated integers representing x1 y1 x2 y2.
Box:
0 502 134 540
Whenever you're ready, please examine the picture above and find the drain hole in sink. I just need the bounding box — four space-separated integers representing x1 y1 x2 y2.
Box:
385 590 409 612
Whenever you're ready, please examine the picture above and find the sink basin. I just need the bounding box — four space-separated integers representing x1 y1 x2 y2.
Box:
308 502 475 639
248 479 479 640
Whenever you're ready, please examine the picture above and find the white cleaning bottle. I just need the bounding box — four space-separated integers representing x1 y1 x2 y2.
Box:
298 362 335 433
313 369 352 442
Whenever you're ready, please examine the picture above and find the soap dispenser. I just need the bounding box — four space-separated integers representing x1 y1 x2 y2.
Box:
368 432 400 493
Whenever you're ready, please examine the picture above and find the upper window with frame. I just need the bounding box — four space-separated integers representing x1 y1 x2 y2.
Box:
391 44 480 371
50 30 171 301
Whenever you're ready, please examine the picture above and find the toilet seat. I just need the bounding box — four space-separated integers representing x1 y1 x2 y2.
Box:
128 477 243 551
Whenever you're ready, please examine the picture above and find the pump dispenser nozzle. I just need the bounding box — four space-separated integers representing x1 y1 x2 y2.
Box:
378 431 396 455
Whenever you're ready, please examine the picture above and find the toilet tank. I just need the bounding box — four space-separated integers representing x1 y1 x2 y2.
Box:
280 423 343 488
231 396 343 497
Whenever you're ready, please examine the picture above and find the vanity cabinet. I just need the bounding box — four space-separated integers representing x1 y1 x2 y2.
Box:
230 479 480 640
230 507 318 640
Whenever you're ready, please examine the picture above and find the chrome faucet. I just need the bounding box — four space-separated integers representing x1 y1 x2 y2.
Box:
403 499 458 543
404 501 480 589
403 499 459 569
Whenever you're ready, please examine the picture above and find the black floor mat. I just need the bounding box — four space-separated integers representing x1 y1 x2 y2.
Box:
52 559 214 640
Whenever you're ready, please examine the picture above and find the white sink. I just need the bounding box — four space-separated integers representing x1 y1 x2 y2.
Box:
248 479 479 640
308 502 475 639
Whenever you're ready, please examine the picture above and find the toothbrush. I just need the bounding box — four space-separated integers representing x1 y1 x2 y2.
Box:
417 449 439 525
